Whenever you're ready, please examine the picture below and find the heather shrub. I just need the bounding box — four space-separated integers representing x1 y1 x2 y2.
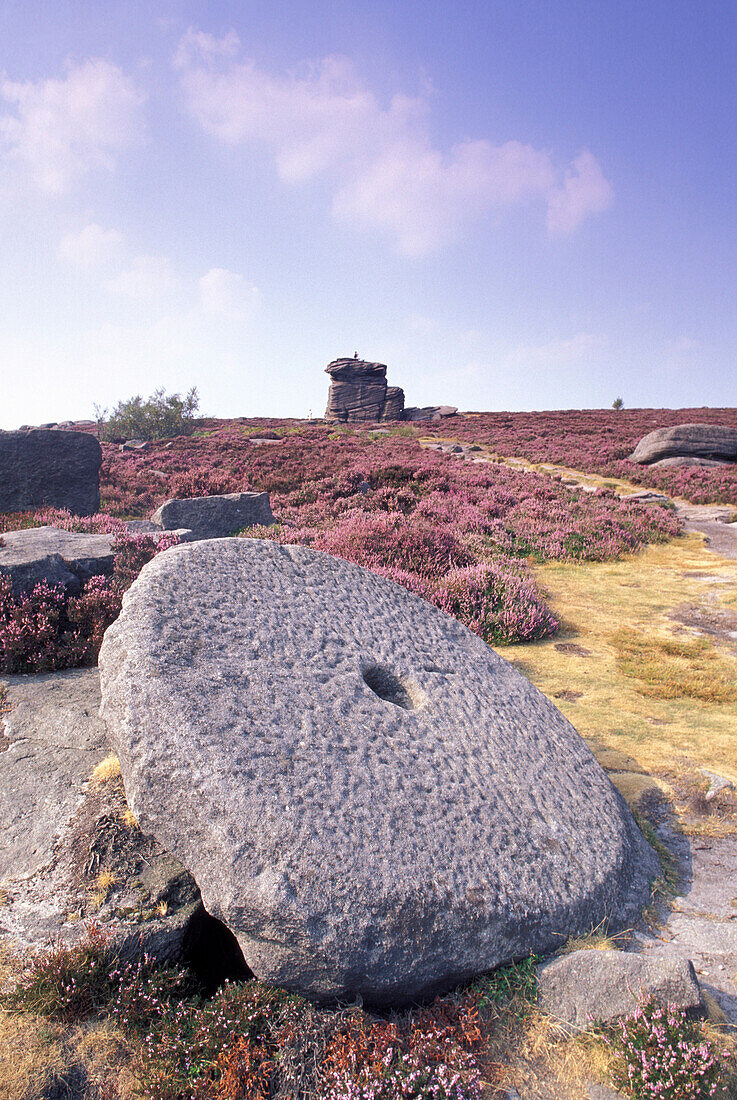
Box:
0 576 76 673
96 386 199 442
0 532 178 673
432 561 559 644
169 466 240 498
313 511 473 581
108 531 181 591
606 996 724 1099
318 1004 482 1100
5 924 113 1022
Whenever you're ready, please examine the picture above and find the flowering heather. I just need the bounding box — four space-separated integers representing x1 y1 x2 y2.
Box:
420 407 737 505
607 996 724 1100
0 531 177 673
318 1005 483 1100
1 421 681 655
0 507 126 535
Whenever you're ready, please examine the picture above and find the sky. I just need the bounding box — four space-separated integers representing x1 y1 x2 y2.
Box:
0 0 735 428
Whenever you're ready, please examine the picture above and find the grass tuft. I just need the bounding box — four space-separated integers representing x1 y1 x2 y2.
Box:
610 628 737 704
90 754 122 784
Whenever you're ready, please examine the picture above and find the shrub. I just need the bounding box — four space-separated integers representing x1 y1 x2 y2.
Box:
169 467 239 498
5 924 113 1022
96 387 200 442
607 996 723 1099
432 561 559 645
318 1004 483 1100
0 532 178 673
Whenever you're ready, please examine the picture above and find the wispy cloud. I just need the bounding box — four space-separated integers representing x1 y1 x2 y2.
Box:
0 58 144 193
104 254 181 300
175 30 613 254
58 223 126 268
199 267 262 317
505 332 604 367
546 151 613 236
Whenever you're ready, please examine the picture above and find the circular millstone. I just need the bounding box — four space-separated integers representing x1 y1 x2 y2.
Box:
99 538 658 1004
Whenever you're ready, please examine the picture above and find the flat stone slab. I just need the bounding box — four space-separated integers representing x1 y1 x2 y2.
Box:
150 492 274 539
99 538 658 1005
537 949 701 1027
0 428 101 514
0 668 212 967
0 668 108 880
0 526 116 595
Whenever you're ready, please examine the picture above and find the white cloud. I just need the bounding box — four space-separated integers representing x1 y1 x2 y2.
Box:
104 254 181 299
546 151 613 236
176 32 612 254
506 332 603 367
0 58 144 193
199 267 261 317
58 223 125 268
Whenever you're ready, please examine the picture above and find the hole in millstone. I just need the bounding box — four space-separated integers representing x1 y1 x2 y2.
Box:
183 907 253 994
362 664 416 710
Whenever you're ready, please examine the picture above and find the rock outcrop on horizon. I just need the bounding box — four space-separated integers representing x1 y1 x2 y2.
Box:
99 537 658 1006
0 428 102 515
324 358 405 422
630 423 737 466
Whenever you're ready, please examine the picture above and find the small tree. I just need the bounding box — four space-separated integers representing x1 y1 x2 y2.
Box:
95 387 199 441
612 397 624 411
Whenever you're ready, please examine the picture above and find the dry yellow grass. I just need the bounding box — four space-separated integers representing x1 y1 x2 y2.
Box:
90 754 121 784
499 532 737 785
0 1009 70 1100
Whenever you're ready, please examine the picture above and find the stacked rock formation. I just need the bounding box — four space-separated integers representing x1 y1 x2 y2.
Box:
99 538 658 1006
0 429 102 515
325 358 405 422
630 424 737 467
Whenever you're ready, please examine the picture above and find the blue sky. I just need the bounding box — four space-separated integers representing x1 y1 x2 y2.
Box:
1 0 735 428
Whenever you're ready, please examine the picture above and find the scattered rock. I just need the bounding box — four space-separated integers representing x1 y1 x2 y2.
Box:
150 492 274 539
0 526 116 595
537 949 702 1027
403 405 458 421
99 538 658 1005
700 770 735 802
0 429 102 515
622 490 671 504
630 424 737 466
120 439 149 451
325 358 405 422
652 455 730 468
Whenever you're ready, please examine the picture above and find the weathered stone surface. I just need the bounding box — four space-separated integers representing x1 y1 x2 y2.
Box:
0 668 209 966
324 358 405 422
383 385 406 422
652 455 729 467
0 669 108 880
630 424 737 465
537 949 702 1026
0 429 101 514
150 492 274 539
0 526 116 595
99 538 658 1005
404 405 458 421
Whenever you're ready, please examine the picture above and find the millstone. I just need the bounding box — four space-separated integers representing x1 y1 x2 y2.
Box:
99 538 658 1004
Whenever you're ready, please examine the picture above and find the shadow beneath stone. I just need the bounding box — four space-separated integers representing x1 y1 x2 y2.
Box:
184 908 253 994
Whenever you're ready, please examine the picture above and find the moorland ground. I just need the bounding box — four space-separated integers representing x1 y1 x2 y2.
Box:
1 410 736 1099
